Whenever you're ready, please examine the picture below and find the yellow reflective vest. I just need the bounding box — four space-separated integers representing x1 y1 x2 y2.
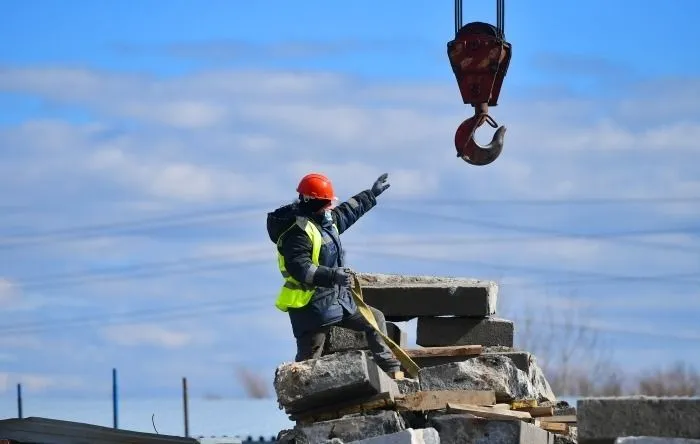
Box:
275 216 338 312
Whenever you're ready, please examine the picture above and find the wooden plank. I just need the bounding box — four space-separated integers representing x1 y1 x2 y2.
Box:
446 403 532 421
395 390 496 411
538 415 577 423
517 406 554 417
404 345 483 358
540 422 569 433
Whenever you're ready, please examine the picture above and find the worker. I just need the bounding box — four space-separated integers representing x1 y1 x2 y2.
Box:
266 172 402 376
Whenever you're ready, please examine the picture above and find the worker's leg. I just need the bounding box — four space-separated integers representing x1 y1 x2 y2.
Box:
294 327 329 362
340 308 401 373
370 306 389 336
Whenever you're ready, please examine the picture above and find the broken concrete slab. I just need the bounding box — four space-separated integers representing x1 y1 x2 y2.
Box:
348 427 441 444
578 396 700 444
323 322 408 355
290 411 407 443
428 413 554 444
416 316 514 347
411 350 555 403
355 272 498 320
274 350 399 414
418 354 556 403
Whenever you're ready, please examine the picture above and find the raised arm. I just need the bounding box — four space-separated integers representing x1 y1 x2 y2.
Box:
332 173 390 234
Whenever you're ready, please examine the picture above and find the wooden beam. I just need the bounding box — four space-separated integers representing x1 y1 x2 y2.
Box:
446 403 532 421
538 415 577 423
540 422 569 433
404 345 483 358
516 406 554 417
395 390 496 411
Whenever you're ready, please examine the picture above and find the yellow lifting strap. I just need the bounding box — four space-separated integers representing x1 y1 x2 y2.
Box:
349 272 421 378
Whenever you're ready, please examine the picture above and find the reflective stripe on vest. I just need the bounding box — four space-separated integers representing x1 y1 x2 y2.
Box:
275 216 337 312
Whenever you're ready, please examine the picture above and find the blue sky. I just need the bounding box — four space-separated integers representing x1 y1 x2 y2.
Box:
2 0 700 418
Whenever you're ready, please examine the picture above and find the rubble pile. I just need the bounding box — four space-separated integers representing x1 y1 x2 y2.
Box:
272 273 577 444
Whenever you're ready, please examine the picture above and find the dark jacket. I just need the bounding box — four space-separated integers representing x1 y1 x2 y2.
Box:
266 189 378 338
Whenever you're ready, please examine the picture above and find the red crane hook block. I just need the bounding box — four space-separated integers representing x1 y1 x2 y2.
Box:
447 20 512 166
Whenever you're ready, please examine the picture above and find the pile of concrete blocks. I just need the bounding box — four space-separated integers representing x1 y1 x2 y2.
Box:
273 273 579 443
577 396 700 443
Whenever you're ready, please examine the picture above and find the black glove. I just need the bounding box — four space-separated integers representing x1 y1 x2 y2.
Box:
332 267 353 287
371 173 390 197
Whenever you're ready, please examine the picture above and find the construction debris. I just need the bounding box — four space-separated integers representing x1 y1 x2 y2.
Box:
273 273 575 443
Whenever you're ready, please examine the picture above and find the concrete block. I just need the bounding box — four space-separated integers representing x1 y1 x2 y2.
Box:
395 377 421 394
416 316 514 347
274 350 399 413
356 272 498 320
295 411 406 443
429 413 554 444
418 354 556 403
324 322 408 354
412 350 528 371
616 438 700 444
578 396 700 444
348 427 440 444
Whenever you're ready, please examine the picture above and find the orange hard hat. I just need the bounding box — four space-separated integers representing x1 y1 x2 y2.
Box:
297 173 337 201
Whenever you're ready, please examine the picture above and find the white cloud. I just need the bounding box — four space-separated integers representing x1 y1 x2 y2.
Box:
1 61 700 397
0 372 84 394
101 323 210 349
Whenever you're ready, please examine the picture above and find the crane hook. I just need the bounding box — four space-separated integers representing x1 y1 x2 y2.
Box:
454 104 506 166
448 0 511 166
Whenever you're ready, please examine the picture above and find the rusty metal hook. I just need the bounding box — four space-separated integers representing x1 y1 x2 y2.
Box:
454 108 507 166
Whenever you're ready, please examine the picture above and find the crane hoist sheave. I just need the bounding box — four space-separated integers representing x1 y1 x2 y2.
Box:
447 0 512 166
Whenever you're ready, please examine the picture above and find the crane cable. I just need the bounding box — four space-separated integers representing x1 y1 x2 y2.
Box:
454 0 505 37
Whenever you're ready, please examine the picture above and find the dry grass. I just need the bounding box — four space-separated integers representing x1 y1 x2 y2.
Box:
505 295 700 397
235 366 270 399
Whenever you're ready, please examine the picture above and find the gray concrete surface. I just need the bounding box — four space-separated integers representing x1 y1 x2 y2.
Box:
416 316 514 347
395 377 421 394
323 322 407 354
578 396 700 444
355 272 498 320
292 411 407 443
348 427 441 443
616 438 700 444
428 414 554 444
273 350 399 414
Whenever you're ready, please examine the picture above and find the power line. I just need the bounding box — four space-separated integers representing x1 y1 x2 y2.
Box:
0 204 267 249
4 242 697 296
0 296 269 336
380 206 700 254
3 195 700 248
349 247 700 284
